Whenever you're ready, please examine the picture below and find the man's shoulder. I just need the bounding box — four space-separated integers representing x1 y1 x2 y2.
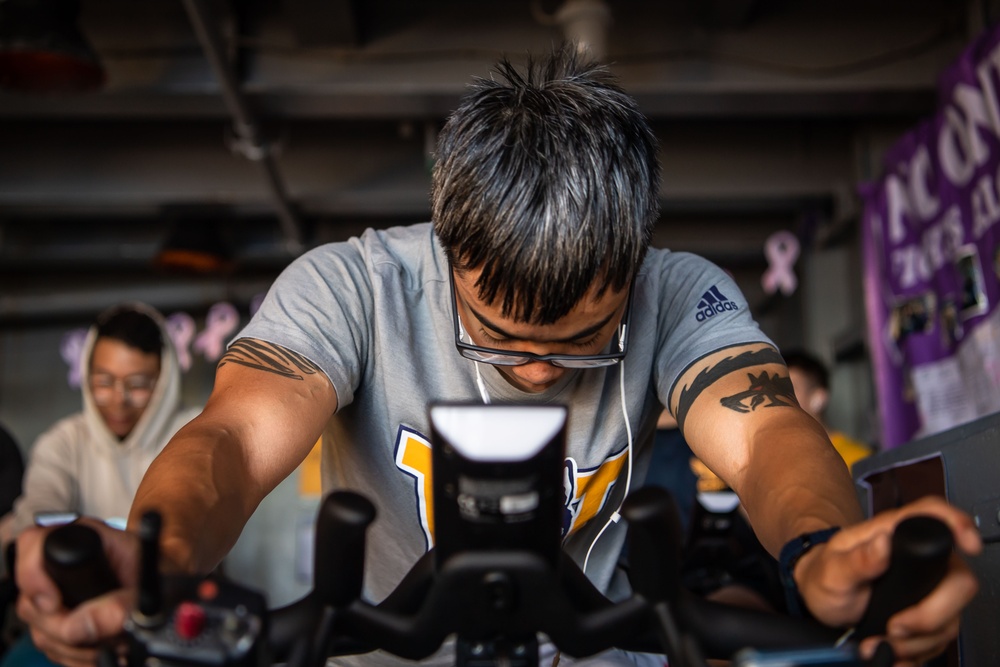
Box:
305 222 435 257
296 222 441 279
641 248 744 313
644 247 721 276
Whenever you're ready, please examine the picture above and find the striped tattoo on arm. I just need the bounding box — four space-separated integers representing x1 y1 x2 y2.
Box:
218 339 321 380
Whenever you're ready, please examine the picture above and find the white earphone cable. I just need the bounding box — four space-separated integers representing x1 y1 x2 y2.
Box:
583 357 633 573
474 361 491 404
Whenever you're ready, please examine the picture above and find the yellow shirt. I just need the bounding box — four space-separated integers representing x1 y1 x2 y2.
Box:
830 431 872 472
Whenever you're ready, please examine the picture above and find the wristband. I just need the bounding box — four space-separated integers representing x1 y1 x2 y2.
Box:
779 526 841 617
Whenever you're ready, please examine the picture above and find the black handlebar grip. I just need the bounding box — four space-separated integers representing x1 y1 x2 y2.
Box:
43 523 121 609
314 491 376 607
853 515 954 640
136 511 163 621
621 486 684 603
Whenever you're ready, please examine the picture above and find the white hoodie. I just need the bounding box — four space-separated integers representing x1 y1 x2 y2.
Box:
0 303 201 546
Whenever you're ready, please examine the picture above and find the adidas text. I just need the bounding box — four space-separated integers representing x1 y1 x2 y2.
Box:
696 300 739 321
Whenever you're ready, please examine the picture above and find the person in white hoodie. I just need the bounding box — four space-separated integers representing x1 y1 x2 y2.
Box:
0 302 200 549
0 304 200 667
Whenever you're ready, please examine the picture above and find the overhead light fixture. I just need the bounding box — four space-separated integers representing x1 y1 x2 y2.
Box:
0 0 105 93
153 221 234 275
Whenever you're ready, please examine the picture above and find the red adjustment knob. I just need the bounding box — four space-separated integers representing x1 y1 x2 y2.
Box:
174 601 207 640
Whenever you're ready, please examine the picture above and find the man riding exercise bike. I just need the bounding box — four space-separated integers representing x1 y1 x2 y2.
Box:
13 46 980 667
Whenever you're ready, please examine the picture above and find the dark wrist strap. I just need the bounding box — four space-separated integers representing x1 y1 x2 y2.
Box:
779 526 841 617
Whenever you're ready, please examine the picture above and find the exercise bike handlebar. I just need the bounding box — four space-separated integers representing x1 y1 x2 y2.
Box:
42 486 954 667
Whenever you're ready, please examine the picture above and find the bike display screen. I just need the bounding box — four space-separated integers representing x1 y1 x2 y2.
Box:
429 403 567 569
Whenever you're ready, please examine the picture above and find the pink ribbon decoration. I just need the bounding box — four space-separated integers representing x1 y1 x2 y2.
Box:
60 328 88 388
61 299 251 380
193 302 240 362
166 312 197 371
761 230 801 296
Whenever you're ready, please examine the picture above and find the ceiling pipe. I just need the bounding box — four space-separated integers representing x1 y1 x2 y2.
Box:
180 0 305 255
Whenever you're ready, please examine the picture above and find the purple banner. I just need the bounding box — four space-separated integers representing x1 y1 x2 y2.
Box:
861 23 1000 448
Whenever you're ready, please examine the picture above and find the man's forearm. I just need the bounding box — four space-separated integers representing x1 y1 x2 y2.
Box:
735 415 864 556
127 421 263 574
128 346 337 574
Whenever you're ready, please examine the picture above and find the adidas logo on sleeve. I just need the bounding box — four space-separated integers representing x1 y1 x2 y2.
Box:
695 285 739 321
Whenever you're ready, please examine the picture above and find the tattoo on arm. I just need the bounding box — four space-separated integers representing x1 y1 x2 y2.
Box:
675 347 789 431
719 371 795 415
218 339 321 380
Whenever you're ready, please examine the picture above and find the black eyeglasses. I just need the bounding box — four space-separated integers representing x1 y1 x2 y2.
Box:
450 271 632 368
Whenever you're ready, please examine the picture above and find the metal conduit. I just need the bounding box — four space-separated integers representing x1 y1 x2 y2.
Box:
180 0 305 254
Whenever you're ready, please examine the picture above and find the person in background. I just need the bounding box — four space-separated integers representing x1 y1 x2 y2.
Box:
0 424 23 527
13 49 980 667
0 303 199 667
1 303 199 547
782 349 873 471
0 424 24 655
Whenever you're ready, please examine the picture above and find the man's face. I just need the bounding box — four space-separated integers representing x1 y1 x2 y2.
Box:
451 268 630 393
89 337 161 438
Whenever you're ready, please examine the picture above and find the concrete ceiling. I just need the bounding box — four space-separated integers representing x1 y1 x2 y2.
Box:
0 0 990 322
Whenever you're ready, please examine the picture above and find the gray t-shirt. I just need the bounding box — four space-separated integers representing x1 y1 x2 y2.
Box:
237 222 773 665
